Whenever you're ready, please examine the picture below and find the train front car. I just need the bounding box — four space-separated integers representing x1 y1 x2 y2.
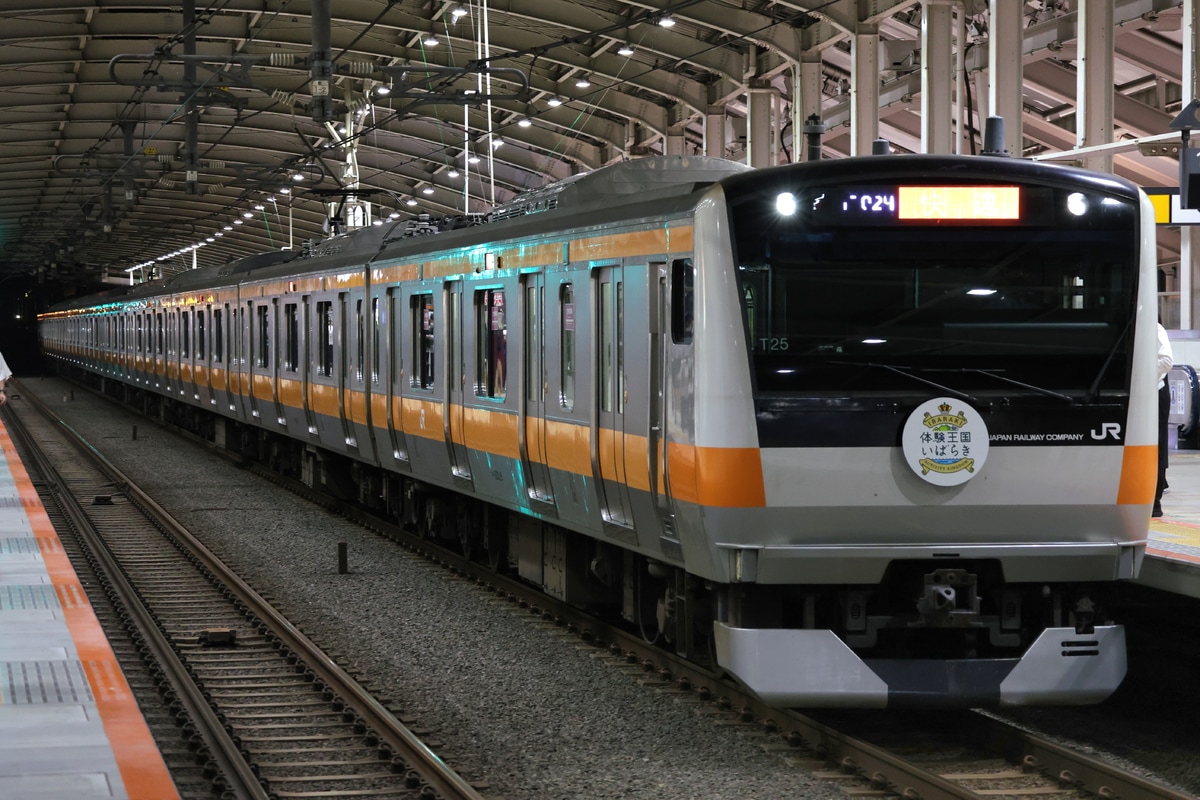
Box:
692 156 1156 708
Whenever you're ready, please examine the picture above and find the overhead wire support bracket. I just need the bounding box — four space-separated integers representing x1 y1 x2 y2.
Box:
374 64 529 102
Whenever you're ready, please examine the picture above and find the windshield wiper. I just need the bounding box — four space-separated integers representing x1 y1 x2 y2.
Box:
948 368 1074 404
835 361 978 403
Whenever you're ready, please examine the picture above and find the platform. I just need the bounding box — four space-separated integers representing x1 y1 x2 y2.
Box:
0 413 178 799
1140 451 1200 599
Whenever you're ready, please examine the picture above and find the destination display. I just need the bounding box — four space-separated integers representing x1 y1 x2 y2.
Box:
803 184 1034 225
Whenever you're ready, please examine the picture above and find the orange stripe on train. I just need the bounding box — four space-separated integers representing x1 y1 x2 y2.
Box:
1117 444 1156 505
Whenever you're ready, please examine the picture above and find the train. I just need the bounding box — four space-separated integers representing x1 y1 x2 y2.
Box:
39 152 1158 708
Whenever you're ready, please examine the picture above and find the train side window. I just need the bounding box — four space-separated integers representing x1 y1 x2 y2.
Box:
284 303 299 372
560 283 575 410
213 308 224 363
256 305 270 368
671 258 694 344
317 301 333 377
474 289 507 399
412 294 435 389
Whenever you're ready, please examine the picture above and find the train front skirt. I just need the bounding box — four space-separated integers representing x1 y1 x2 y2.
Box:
713 622 1127 709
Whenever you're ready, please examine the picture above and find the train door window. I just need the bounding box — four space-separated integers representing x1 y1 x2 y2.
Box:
371 297 381 384
525 284 542 403
600 281 614 413
213 307 224 363
317 300 334 377
671 258 694 344
355 299 365 381
284 302 299 372
136 314 144 352
412 294 435 389
156 312 164 354
197 308 206 360
233 307 243 366
181 310 190 358
474 289 507 399
560 283 575 410
255 305 270 368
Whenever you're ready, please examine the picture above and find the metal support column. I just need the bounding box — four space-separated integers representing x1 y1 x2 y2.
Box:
922 0 954 154
851 23 880 155
988 0 1023 156
1184 1 1200 329
665 124 687 156
1077 0 1114 173
704 106 726 158
747 85 776 167
792 56 823 162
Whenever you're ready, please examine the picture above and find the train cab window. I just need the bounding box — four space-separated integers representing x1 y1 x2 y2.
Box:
317 301 334 377
255 305 270 368
474 289 507 400
213 308 224 363
284 303 299 372
412 294 435 389
671 258 695 344
560 283 575 410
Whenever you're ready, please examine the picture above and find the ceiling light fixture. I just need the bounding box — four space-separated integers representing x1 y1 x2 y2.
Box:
617 43 634 56
658 15 676 28
447 168 460 178
406 198 418 206
575 74 591 88
422 186 435 195
423 34 439 46
450 5 468 21
546 97 562 107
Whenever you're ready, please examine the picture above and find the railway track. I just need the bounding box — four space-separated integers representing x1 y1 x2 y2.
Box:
14 375 1199 800
4 382 488 800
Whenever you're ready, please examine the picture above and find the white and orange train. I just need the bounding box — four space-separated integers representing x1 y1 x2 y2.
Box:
41 153 1158 708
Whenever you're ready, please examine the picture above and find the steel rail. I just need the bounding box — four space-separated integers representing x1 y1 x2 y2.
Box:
3 384 271 800
12 380 488 800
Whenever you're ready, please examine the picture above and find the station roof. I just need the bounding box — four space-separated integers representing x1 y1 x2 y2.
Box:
0 0 1186 292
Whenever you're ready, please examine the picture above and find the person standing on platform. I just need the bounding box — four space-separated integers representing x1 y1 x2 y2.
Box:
1155 323 1174 518
0 349 10 406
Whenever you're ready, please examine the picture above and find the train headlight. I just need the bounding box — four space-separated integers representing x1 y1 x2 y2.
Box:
1066 191 1088 216
775 191 798 216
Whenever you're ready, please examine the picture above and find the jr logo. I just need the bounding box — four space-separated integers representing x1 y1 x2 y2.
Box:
1090 422 1122 441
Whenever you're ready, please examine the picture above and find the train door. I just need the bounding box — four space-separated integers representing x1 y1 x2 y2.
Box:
302 297 319 435
338 292 356 448
651 262 678 549
213 304 233 413
234 302 253 421
446 281 471 480
520 272 554 505
153 309 165 389
594 265 635 535
384 287 409 468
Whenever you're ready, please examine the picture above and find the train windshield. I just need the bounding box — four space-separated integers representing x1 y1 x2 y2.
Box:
727 176 1141 399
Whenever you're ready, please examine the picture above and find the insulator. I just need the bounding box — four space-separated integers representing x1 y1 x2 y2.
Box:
268 53 301 67
341 60 376 75
270 89 296 106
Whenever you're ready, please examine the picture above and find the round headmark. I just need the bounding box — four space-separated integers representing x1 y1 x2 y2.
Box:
901 397 990 486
